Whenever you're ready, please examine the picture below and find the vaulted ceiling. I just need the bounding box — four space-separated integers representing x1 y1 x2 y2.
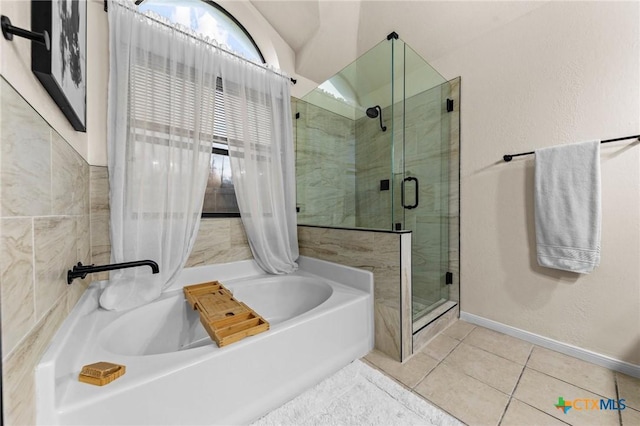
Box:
250 1 549 88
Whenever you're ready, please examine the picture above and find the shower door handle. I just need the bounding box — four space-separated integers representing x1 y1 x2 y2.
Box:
401 176 419 209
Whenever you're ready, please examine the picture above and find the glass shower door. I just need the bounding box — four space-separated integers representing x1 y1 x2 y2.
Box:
391 41 454 331
400 91 451 329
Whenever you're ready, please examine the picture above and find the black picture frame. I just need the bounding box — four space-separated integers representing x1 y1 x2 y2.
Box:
31 0 87 132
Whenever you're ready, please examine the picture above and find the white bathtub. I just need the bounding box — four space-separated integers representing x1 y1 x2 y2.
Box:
36 256 374 425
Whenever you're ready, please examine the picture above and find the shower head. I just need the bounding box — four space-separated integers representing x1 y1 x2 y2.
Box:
366 105 387 131
366 106 380 118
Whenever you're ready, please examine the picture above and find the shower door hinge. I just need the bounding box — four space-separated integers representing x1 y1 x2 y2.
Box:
445 272 453 285
446 99 454 112
295 112 300 119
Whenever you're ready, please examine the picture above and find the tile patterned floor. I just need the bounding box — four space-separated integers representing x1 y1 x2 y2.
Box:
363 320 640 426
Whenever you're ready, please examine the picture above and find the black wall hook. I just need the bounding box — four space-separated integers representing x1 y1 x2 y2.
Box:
1 15 50 51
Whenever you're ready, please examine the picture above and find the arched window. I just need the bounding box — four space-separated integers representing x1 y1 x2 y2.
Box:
136 0 265 216
139 0 265 64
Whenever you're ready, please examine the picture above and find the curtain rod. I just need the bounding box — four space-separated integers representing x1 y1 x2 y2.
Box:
503 135 640 162
103 0 297 85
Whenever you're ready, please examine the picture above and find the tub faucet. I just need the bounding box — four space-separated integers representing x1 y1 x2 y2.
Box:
67 260 159 284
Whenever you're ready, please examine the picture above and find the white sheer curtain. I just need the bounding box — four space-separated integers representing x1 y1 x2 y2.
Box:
103 2 299 310
221 60 299 274
102 2 215 310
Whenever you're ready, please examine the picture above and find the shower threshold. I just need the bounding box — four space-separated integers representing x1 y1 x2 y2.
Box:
413 300 458 333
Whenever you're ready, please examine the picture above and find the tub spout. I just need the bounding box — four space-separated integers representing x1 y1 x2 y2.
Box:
67 260 159 284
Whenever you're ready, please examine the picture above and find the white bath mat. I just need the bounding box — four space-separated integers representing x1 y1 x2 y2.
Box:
251 359 462 426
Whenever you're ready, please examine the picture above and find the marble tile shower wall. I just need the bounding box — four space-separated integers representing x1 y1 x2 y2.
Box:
353 88 450 233
354 108 393 230
1 78 91 425
295 99 356 227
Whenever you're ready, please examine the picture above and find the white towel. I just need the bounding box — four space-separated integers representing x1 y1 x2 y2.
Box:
534 140 601 273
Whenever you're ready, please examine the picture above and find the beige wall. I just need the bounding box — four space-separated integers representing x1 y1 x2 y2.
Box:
432 1 640 365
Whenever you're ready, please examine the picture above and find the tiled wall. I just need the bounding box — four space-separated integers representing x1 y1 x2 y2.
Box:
89 166 111 280
1 78 91 425
298 225 412 361
186 218 253 266
89 165 253 276
294 99 356 227
354 105 393 230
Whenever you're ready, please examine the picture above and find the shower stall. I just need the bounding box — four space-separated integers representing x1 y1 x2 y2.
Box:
295 33 460 350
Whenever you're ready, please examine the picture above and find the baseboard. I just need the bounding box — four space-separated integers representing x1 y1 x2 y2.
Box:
460 312 640 378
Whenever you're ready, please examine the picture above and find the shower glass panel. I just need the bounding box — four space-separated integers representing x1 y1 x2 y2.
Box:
391 41 454 330
295 40 392 228
295 36 459 333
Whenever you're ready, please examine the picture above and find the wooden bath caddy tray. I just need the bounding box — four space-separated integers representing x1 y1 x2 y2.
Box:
183 281 269 347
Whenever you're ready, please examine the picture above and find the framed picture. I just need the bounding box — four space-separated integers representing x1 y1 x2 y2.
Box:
31 0 87 132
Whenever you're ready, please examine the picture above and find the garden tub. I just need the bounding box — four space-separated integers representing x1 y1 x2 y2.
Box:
36 256 374 425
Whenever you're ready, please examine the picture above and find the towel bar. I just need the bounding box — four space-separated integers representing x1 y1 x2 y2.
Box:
503 135 640 162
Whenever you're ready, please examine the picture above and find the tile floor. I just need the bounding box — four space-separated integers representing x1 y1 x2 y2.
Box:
363 320 640 426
